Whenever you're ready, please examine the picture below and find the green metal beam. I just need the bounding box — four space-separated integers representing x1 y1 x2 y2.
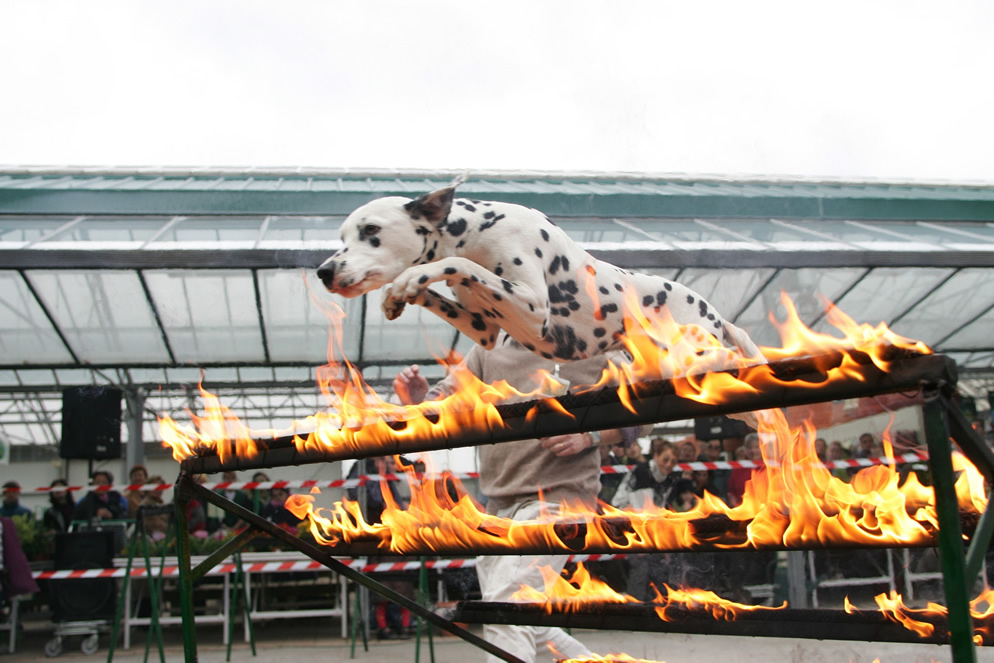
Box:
922 392 976 663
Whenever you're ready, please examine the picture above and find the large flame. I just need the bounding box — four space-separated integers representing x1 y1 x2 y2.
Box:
160 291 984 555
843 589 994 645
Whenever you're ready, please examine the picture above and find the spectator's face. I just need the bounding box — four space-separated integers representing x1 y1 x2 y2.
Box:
130 468 147 484
705 441 722 461
93 474 110 487
859 434 874 450
271 488 289 506
828 442 844 460
814 438 827 457
655 447 677 475
678 443 696 462
3 488 17 504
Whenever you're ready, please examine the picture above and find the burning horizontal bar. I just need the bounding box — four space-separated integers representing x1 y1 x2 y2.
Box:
452 601 978 646
180 348 955 475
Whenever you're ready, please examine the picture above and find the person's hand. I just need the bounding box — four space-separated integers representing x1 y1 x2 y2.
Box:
96 508 113 519
394 364 430 405
541 433 593 458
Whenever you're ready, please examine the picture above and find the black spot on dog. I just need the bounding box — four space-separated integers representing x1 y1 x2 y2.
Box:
594 327 606 337
456 239 466 249
446 217 467 236
568 300 580 311
548 324 587 359
699 300 708 318
502 280 514 294
369 237 380 248
598 340 609 350
418 275 429 284
425 250 435 261
444 267 457 275
594 303 619 321
687 294 695 304
461 278 470 287
535 248 543 259
665 282 673 291
642 295 654 307
549 255 561 275
456 201 477 213
513 257 523 265
540 228 550 241
415 226 432 236
479 214 504 231
707 313 715 321
561 256 570 272
483 211 495 219
471 313 487 331
656 291 668 307
495 264 503 277
614 283 623 292
560 279 578 295
548 284 564 303
542 352 553 359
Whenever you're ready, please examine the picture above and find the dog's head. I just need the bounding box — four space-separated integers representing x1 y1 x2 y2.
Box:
316 180 461 297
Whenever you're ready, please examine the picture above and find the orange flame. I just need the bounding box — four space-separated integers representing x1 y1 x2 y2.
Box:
510 562 641 610
158 291 982 557
850 589 994 645
651 583 786 622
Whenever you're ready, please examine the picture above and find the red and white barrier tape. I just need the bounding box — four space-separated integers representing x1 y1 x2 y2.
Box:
32 553 627 580
21 453 929 495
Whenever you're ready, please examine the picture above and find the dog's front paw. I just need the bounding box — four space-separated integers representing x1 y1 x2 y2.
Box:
382 298 407 320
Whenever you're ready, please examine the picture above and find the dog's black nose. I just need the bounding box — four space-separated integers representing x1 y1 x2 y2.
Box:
317 264 335 287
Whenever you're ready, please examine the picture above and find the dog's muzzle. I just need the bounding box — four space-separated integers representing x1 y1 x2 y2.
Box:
316 263 335 289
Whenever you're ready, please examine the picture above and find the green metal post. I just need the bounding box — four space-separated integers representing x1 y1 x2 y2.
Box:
175 476 199 663
415 557 435 663
106 519 140 662
923 393 976 663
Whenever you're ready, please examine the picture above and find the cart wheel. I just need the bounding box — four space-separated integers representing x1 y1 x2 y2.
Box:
44 636 63 657
81 634 99 655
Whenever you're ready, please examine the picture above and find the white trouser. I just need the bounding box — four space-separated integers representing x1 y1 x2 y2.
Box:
476 500 592 663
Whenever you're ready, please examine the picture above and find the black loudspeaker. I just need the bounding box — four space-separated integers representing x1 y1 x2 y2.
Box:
694 415 751 441
50 531 117 622
60 386 123 460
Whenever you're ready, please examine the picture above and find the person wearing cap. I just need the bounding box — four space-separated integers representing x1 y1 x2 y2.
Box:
1 481 33 520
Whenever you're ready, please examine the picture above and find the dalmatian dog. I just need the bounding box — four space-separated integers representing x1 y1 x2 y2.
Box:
316 179 764 370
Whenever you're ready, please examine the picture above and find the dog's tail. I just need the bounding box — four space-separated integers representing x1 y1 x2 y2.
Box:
723 321 766 364
448 171 469 189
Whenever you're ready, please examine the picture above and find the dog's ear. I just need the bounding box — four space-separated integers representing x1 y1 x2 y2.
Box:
404 178 463 224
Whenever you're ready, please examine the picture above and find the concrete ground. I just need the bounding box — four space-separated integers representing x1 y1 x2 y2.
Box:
4 617 993 663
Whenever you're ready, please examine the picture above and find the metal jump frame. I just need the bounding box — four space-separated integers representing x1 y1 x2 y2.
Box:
170 351 994 663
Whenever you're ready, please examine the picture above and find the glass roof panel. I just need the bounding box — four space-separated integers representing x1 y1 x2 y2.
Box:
734 267 867 347
556 218 633 243
917 221 994 243
630 219 739 243
889 268 994 346
936 303 994 350
361 287 460 363
258 269 360 363
155 217 264 243
42 216 172 243
811 267 956 335
0 271 74 363
678 268 776 321
144 269 264 362
27 270 171 364
262 216 345 242
789 220 917 244
0 216 76 243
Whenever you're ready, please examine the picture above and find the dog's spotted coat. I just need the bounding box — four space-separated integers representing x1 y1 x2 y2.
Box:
317 182 763 368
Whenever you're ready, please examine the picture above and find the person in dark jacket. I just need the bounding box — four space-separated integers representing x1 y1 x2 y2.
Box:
72 470 124 521
42 479 76 534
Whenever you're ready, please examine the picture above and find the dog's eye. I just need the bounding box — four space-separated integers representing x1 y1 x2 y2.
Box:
361 224 380 237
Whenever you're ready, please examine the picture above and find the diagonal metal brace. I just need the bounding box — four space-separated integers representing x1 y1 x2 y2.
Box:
184 476 526 663
190 527 260 583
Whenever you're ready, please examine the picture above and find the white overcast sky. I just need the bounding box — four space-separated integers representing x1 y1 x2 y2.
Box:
1 0 992 181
